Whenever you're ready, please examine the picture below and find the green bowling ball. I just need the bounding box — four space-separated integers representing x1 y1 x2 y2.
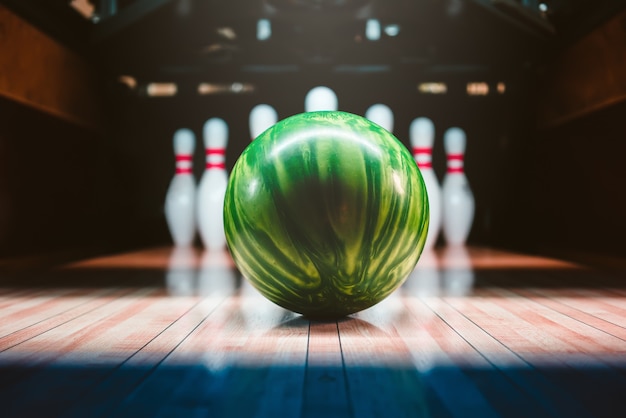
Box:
224 111 429 319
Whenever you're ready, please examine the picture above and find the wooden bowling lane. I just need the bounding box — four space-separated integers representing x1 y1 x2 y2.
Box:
0 246 625 417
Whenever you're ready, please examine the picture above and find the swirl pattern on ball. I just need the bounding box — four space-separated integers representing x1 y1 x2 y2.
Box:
224 111 429 318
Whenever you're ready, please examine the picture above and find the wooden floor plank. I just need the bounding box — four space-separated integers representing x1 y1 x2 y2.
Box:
539 289 626 324
219 285 307 418
400 294 554 418
482 287 626 367
62 295 232 418
1 246 625 418
0 287 163 406
0 288 56 308
109 284 308 418
448 291 624 418
440 295 596 418
0 288 127 345
337 294 461 418
75 295 236 418
302 321 351 418
502 287 626 341
0 288 98 328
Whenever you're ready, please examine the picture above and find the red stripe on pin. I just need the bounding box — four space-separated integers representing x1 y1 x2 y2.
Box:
418 162 433 169
207 163 226 169
413 147 432 155
206 148 226 155
176 168 193 174
447 153 464 161
447 167 464 173
176 155 193 161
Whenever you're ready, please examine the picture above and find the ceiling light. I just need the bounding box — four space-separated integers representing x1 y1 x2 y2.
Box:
467 82 489 96
257 19 271 41
365 19 381 41
146 83 177 97
217 27 237 41
384 24 400 37
117 75 137 89
198 83 255 95
69 0 95 20
418 83 447 94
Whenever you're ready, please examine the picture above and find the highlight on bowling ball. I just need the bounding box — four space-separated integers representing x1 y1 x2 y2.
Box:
224 111 429 319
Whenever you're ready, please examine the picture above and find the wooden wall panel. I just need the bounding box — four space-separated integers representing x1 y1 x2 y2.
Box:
537 9 626 128
0 4 102 131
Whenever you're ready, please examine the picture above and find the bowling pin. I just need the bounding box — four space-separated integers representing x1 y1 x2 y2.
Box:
304 86 338 112
197 118 229 251
365 103 394 133
249 104 278 141
410 117 442 251
164 128 197 247
441 127 475 246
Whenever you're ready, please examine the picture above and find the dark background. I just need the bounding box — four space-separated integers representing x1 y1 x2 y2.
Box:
1 0 625 260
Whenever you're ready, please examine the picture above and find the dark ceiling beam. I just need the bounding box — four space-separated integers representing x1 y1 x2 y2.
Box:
91 0 175 43
0 0 93 53
469 0 555 40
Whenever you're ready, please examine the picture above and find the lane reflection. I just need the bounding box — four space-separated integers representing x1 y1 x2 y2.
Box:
402 249 442 297
441 245 475 297
166 245 481 302
403 246 475 297
165 248 240 297
165 246 198 296
197 250 239 297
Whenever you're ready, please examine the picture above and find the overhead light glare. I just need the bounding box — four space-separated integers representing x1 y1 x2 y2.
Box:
198 82 255 95
217 27 237 41
467 82 489 96
365 19 381 41
69 0 95 20
146 82 177 97
257 19 271 41
118 75 137 90
497 82 506 94
418 82 447 94
384 24 400 37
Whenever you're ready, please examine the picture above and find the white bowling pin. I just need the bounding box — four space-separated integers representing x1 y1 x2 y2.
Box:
441 127 475 246
249 104 278 141
410 118 442 251
365 103 394 133
197 118 229 251
164 128 197 247
304 86 338 112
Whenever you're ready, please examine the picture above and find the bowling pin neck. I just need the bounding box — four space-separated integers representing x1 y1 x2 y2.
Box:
446 153 465 174
175 154 193 175
365 104 394 133
409 118 435 147
205 147 226 170
304 86 338 112
249 104 278 140
413 147 433 170
203 118 229 149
